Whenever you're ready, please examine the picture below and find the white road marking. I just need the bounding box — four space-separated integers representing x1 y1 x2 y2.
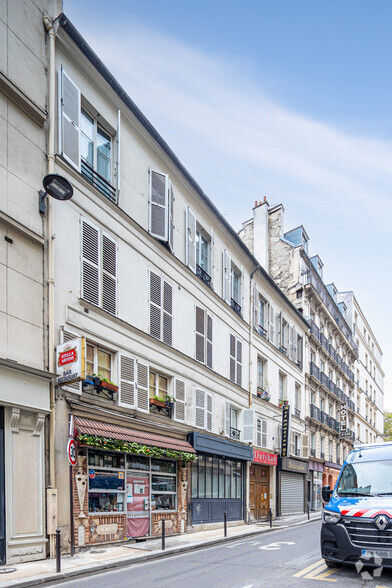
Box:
259 541 295 550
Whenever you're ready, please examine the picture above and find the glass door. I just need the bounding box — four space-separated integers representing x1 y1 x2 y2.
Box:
126 471 150 538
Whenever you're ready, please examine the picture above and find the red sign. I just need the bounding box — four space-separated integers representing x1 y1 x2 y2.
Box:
253 450 278 466
67 438 77 466
58 348 77 367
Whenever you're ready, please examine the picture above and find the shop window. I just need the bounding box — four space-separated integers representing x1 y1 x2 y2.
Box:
126 455 149 471
151 460 177 511
191 457 242 499
88 470 125 513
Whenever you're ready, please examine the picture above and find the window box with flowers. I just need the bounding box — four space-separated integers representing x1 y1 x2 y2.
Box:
150 395 175 416
279 399 289 408
257 387 270 401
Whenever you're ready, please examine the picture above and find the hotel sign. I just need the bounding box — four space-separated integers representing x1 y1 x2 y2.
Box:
56 337 86 385
253 450 278 466
281 404 290 458
340 403 349 437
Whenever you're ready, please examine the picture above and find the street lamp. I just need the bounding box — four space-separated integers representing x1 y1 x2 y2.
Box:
39 174 73 213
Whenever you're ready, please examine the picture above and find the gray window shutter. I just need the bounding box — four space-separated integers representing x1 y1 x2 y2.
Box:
150 271 161 340
290 431 295 456
242 409 254 442
186 206 196 272
223 249 231 303
225 401 230 436
195 389 205 428
115 109 121 199
136 361 149 412
149 169 168 241
206 393 213 432
253 283 259 328
293 327 298 362
206 313 213 369
229 334 236 382
61 329 81 393
256 417 262 447
163 280 173 346
81 219 100 306
236 340 242 386
59 67 80 170
262 419 267 447
276 312 282 348
168 181 174 252
174 379 186 422
195 306 205 363
102 233 117 315
269 304 275 344
119 355 135 408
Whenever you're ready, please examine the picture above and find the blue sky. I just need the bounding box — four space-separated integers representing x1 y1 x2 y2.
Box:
64 0 392 409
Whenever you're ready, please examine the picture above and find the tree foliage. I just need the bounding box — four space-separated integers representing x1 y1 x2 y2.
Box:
384 411 392 441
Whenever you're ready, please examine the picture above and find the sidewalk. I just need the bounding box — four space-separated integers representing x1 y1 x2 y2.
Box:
1 512 321 587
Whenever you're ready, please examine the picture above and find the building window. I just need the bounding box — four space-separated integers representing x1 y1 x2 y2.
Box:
230 265 242 315
229 334 242 386
149 371 169 399
196 227 211 281
191 457 242 500
195 389 213 431
86 343 112 382
149 271 173 346
230 407 240 440
149 170 174 250
81 108 112 187
256 417 267 447
279 372 286 401
257 358 267 390
295 384 301 417
195 306 213 368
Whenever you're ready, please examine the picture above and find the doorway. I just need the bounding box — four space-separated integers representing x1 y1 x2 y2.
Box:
0 407 5 564
126 471 150 538
249 465 269 521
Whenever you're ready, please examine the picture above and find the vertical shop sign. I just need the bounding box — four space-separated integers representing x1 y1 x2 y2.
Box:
281 404 290 457
340 403 348 437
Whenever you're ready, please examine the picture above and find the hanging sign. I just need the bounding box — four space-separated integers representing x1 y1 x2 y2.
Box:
281 404 290 458
340 403 349 437
67 438 77 466
56 337 86 385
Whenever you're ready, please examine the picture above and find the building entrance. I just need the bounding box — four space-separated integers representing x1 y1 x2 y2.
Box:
249 465 269 521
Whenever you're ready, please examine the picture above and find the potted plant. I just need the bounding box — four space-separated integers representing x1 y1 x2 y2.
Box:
257 387 270 401
150 395 174 409
98 375 119 393
279 399 289 408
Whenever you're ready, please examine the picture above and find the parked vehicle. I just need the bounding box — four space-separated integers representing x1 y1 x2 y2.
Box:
321 442 392 568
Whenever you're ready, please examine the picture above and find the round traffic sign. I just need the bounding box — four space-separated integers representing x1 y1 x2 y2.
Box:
67 438 77 466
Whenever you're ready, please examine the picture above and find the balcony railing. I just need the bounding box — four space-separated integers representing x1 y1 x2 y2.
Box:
295 449 301 457
309 319 320 341
310 362 320 381
257 325 268 338
320 410 328 425
81 158 117 203
320 333 329 351
329 344 337 362
329 380 336 395
230 426 241 440
231 298 242 316
196 264 212 288
320 372 329 389
310 404 320 421
310 448 316 458
320 452 325 460
294 408 301 418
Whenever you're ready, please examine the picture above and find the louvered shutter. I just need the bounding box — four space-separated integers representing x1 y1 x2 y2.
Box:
186 207 196 272
293 328 298 363
229 334 236 382
206 393 213 432
302 435 309 459
59 67 80 170
269 304 275 343
262 419 267 447
150 271 161 340
136 361 149 412
290 431 295 456
81 219 100 306
115 109 121 199
163 280 173 346
223 249 231 303
242 409 254 442
276 312 282 347
149 170 168 240
206 313 213 369
195 306 205 363
195 389 205 428
119 355 135 408
236 340 242 386
256 417 262 447
288 326 294 359
253 283 259 328
225 401 231 436
210 227 214 289
61 329 81 392
168 181 174 252
102 233 117 315
174 379 186 422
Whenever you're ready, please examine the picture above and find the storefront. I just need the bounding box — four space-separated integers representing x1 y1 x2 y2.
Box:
71 416 196 547
308 461 324 511
277 456 309 516
250 450 277 522
188 432 252 525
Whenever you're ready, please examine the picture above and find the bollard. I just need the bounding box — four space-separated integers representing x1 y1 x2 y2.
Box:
224 511 227 537
56 529 61 573
161 519 165 551
269 508 272 528
307 502 310 520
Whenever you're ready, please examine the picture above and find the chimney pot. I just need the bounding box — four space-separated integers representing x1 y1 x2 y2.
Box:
255 200 257 207
263 196 267 203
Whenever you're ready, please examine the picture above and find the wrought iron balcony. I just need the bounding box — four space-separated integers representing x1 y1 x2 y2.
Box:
231 298 242 316
336 387 344 401
230 426 241 440
295 449 301 457
320 333 329 351
279 345 287 356
309 362 320 381
310 448 316 457
257 325 267 338
320 410 328 425
309 319 320 341
196 264 212 288
294 408 301 418
329 380 336 395
310 404 320 421
320 452 325 460
329 344 337 362
81 158 117 203
320 371 329 389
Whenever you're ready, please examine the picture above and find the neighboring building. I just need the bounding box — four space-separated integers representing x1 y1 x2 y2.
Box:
239 200 370 511
0 0 61 565
337 292 384 445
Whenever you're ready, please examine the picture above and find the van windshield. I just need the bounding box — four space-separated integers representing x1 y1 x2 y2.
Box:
337 460 392 496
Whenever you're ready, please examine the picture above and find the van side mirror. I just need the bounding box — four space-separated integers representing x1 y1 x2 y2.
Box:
322 485 333 502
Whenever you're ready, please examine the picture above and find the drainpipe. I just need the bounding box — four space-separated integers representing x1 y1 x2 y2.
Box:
43 12 57 559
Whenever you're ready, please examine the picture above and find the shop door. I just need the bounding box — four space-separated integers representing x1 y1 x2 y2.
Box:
250 466 269 522
0 407 5 564
249 480 256 521
259 484 269 521
126 472 150 538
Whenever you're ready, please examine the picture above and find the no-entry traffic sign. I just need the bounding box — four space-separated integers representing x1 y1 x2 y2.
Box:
67 438 77 466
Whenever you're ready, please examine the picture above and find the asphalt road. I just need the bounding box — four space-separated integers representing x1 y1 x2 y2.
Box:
56 521 392 587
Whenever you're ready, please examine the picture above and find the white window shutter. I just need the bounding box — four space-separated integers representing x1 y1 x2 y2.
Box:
81 219 100 306
149 271 162 340
293 327 298 362
225 401 231 436
186 207 197 272
206 393 213 432
276 312 282 347
195 389 205 428
149 170 168 241
290 431 295 456
210 227 214 288
102 233 117 315
236 340 242 386
115 109 121 199
302 434 309 459
269 304 275 343
174 379 186 422
59 67 80 170
136 361 149 412
168 181 174 252
119 355 135 408
223 249 231 303
256 417 262 447
288 326 293 359
253 283 259 328
162 281 173 346
242 409 254 442
206 313 213 369
195 306 205 363
229 334 236 382
262 419 267 448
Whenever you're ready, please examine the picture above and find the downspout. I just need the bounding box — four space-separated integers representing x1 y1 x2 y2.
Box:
43 12 57 558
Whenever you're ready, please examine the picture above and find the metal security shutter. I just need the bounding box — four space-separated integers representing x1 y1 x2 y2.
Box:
281 472 304 515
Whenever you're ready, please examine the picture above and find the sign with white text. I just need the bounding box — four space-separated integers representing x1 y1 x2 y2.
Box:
56 337 86 385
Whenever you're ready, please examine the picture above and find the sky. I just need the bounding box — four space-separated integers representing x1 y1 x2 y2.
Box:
64 0 392 411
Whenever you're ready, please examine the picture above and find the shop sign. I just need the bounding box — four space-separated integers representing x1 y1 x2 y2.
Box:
56 337 86 385
281 404 290 457
340 403 349 437
281 457 309 474
89 470 96 479
96 523 118 535
67 438 77 466
253 450 278 466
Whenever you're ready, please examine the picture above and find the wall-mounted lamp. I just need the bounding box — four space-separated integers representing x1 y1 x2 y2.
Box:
39 174 74 214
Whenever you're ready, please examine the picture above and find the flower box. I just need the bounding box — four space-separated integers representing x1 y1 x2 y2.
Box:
101 381 119 393
150 398 166 408
257 389 270 401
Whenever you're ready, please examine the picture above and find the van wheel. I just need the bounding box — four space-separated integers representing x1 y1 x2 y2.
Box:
324 559 341 568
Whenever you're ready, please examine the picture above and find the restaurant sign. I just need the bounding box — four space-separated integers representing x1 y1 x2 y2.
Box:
253 450 278 466
56 337 86 385
281 404 290 458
